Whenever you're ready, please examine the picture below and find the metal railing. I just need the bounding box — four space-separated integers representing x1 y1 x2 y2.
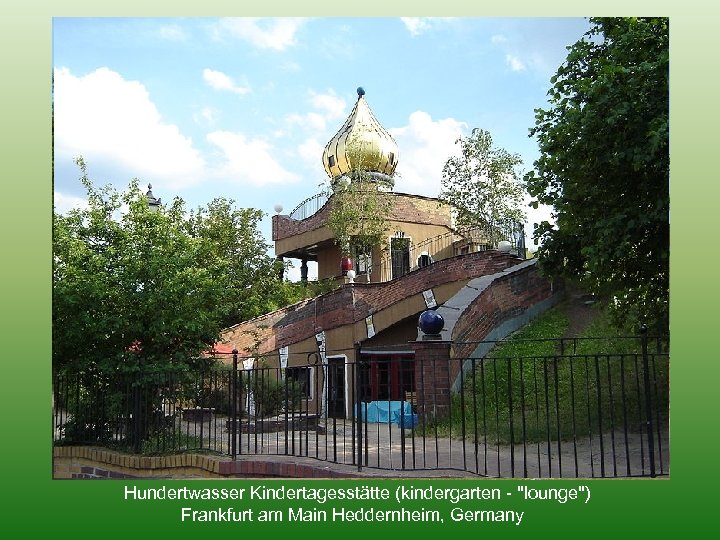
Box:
288 192 330 221
376 221 527 282
53 335 668 478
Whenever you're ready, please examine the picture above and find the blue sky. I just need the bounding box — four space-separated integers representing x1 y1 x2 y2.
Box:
53 17 591 279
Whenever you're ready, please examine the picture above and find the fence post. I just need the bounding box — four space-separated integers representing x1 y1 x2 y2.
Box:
640 324 656 477
354 342 363 472
231 349 238 460
132 369 142 454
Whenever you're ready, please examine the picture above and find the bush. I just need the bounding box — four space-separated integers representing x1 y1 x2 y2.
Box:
247 374 304 418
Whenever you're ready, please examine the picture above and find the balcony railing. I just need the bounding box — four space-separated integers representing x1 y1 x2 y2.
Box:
375 221 527 282
288 192 330 221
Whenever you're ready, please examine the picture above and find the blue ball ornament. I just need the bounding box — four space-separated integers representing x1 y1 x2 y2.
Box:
418 309 444 335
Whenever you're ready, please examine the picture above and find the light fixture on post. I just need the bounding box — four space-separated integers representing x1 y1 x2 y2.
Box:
145 184 161 212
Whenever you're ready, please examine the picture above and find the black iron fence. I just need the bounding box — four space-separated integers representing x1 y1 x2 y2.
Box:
53 335 668 478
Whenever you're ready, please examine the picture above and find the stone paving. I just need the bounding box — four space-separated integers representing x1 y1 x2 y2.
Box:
179 415 669 478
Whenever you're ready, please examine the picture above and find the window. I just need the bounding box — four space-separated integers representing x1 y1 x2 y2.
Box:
350 237 372 275
391 236 411 279
285 367 313 400
417 252 433 268
328 155 336 167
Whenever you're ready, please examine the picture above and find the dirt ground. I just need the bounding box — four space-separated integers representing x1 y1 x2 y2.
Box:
558 285 601 338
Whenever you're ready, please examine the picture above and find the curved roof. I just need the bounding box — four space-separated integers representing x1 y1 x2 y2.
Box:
321 88 399 180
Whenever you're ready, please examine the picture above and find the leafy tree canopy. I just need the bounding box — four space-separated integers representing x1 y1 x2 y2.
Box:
525 17 669 332
53 158 298 375
323 138 395 257
439 128 526 244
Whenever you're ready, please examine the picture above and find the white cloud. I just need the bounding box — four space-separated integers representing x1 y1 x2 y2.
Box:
159 24 188 41
310 91 345 120
216 18 306 51
285 90 347 135
297 138 324 164
53 67 206 189
202 68 251 95
400 17 454 37
53 191 89 214
390 111 467 197
401 17 432 36
506 54 526 72
523 194 555 248
207 131 300 186
489 21 589 76
287 112 327 132
297 138 326 178
193 106 218 127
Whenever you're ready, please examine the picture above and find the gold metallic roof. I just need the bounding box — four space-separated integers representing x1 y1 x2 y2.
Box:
322 88 399 180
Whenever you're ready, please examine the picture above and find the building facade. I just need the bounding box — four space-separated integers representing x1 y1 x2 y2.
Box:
219 89 556 419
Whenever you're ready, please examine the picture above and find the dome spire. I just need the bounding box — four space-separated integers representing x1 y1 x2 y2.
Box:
322 87 399 181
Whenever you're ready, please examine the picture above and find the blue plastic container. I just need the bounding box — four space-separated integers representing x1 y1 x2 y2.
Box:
398 413 419 429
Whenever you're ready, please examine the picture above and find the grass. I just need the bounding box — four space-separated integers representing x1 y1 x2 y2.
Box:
428 303 669 444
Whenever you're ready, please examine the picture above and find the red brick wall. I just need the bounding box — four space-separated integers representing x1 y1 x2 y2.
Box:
272 202 333 241
221 250 523 355
450 263 554 361
272 192 452 242
413 261 555 410
411 341 452 419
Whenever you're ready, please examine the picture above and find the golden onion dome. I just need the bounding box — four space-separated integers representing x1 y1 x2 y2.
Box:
322 87 399 180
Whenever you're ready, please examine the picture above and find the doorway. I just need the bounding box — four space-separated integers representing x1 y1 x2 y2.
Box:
359 352 415 402
326 356 346 418
390 236 411 279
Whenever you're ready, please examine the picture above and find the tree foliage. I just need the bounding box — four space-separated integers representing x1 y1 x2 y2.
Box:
184 198 303 325
525 18 669 332
53 159 293 376
439 127 526 243
323 139 395 257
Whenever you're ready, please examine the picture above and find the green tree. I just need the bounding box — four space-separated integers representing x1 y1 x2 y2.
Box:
439 127 526 244
53 159 290 376
323 138 395 261
184 198 296 326
525 17 669 332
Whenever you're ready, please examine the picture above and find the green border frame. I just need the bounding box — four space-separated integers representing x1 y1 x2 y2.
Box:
2 2 715 535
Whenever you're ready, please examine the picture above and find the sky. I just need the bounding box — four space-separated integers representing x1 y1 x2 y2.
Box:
52 17 592 280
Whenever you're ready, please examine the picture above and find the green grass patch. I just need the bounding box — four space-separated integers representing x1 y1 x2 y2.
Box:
427 302 669 444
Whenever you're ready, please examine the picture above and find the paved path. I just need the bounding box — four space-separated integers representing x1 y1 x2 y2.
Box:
182 416 669 478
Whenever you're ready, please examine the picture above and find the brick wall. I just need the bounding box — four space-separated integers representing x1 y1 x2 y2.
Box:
272 201 333 241
411 341 452 419
408 261 556 415
221 250 523 355
272 192 451 242
450 263 554 360
53 447 359 479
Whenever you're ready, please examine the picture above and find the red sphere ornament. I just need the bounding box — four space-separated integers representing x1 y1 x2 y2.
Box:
341 256 353 275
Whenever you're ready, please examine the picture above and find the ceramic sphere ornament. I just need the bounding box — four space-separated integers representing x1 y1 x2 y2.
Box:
418 309 444 336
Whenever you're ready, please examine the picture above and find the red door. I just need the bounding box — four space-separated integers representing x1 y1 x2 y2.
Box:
360 353 415 401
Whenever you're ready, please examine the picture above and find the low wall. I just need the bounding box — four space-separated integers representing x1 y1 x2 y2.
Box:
221 250 522 355
411 259 560 409
53 447 358 479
